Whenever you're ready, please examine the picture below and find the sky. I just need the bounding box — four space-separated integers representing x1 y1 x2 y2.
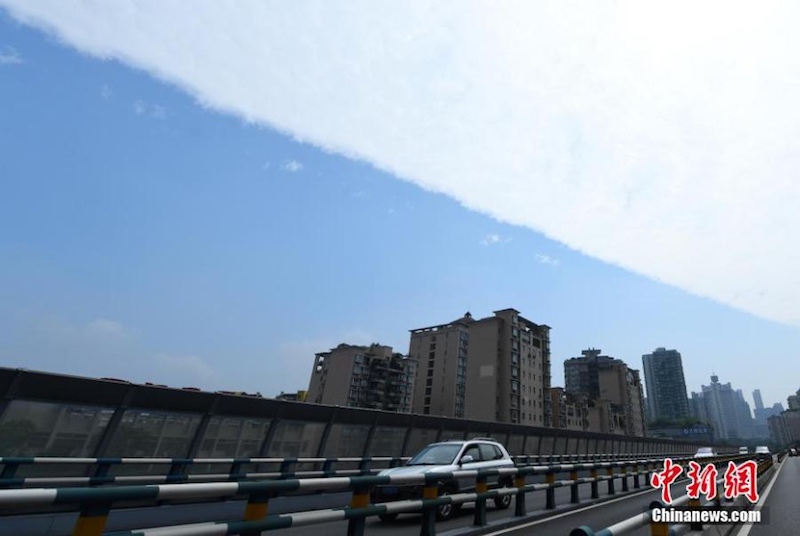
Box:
1 2 799 410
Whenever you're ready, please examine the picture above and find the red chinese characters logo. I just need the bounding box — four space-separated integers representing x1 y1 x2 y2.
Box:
686 461 718 500
650 459 759 504
723 460 759 503
650 458 684 504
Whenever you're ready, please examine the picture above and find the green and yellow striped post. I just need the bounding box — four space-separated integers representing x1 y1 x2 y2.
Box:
607 466 615 495
71 503 110 536
420 484 439 536
590 468 599 499
545 472 556 509
514 475 526 516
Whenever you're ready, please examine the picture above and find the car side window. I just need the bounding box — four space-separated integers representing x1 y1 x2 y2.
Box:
479 444 498 461
463 445 481 462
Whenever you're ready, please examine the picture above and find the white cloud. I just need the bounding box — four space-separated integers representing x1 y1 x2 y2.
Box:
0 44 22 65
99 83 112 100
150 103 167 119
480 234 510 246
4 2 800 325
282 159 304 173
84 318 130 340
536 254 560 266
133 99 167 118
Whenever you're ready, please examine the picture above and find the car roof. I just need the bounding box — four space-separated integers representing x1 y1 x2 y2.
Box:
435 439 498 444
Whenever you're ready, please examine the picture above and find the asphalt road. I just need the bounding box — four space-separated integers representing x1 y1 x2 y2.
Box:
738 456 800 536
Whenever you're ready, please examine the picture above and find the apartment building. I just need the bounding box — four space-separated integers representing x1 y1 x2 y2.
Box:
642 347 690 422
563 348 646 436
409 309 551 425
306 344 417 412
547 387 588 431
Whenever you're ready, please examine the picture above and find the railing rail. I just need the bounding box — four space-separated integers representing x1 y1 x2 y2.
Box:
0 452 705 489
0 453 744 536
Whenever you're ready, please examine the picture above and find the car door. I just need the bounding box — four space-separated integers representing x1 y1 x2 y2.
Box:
478 444 507 486
457 443 484 490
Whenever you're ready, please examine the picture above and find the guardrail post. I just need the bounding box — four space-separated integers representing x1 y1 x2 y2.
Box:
545 472 556 509
0 461 20 486
347 486 370 536
71 502 111 536
607 466 615 495
688 498 702 531
570 470 579 503
473 475 488 526
229 461 243 480
590 468 599 499
514 475 526 516
279 458 297 479
420 483 439 536
621 464 629 492
633 464 640 489
242 492 271 536
321 459 335 475
167 459 188 483
649 500 668 536
358 457 372 475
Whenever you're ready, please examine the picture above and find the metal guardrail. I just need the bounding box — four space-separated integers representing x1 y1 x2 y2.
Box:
0 453 735 536
570 454 776 536
0 452 690 489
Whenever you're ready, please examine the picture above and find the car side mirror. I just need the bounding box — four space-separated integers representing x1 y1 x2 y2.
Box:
460 455 474 465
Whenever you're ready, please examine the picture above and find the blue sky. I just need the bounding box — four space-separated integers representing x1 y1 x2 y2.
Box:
1 5 799 410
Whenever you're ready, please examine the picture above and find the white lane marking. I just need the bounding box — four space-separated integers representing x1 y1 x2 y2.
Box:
480 483 661 535
734 457 787 536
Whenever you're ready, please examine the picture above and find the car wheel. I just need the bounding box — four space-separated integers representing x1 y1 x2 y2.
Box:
436 488 460 521
494 479 513 510
378 513 398 522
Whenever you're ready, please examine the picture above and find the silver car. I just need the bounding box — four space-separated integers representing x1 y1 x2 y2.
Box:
371 438 514 521
694 447 716 458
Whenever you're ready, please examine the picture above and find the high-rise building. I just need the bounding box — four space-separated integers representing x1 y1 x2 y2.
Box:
695 375 756 440
689 392 708 423
788 389 800 410
409 309 551 425
307 344 417 412
753 389 765 411
768 414 790 446
642 348 690 422
735 389 755 439
563 348 646 436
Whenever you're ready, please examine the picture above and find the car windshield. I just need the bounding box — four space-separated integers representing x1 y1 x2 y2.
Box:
408 444 462 465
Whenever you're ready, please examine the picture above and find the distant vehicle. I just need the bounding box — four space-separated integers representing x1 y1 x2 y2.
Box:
789 447 798 457
754 446 771 458
738 446 749 454
694 447 716 458
371 438 514 521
